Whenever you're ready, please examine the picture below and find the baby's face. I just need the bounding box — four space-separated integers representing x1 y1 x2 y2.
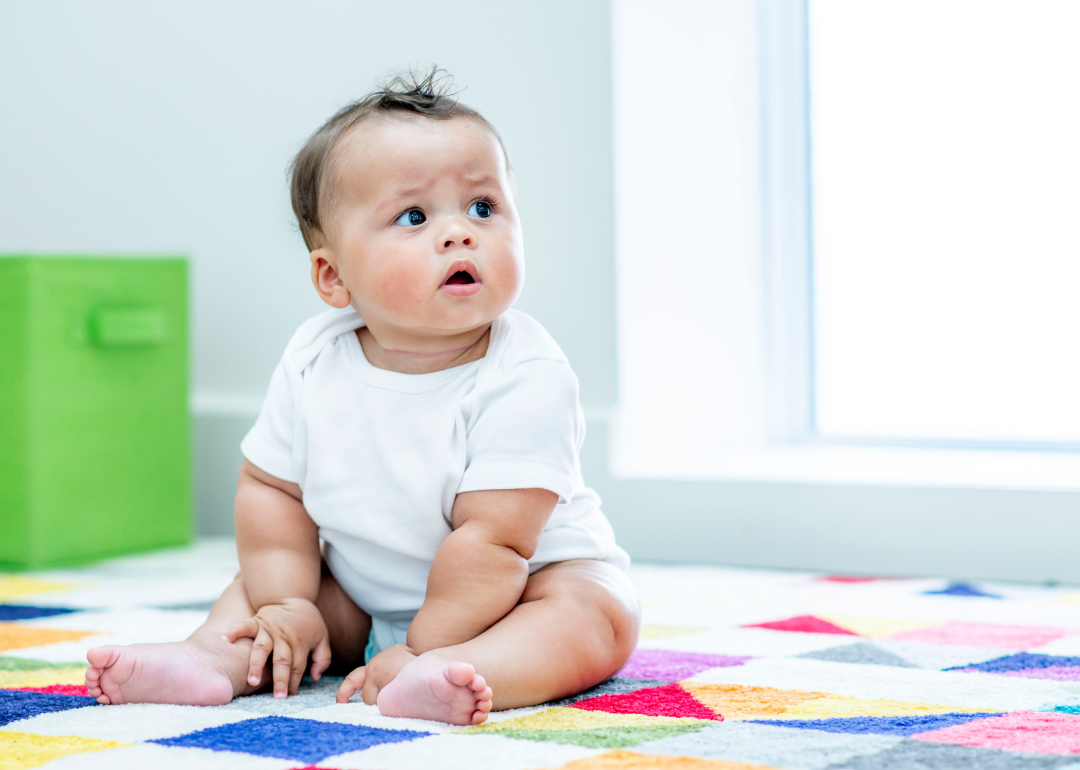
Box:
314 116 523 341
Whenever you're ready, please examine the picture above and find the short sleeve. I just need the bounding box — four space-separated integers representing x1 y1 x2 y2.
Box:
458 359 583 502
240 356 304 484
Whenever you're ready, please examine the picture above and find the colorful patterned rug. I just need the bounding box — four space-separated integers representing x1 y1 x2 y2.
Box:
2 539 1080 769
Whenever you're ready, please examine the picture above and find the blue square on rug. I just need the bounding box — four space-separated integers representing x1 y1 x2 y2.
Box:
151 715 431 762
0 605 79 621
0 689 98 726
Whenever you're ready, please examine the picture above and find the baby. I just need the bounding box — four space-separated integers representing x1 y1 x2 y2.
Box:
84 69 639 726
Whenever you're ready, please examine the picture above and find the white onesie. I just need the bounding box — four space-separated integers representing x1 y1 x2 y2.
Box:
240 307 629 655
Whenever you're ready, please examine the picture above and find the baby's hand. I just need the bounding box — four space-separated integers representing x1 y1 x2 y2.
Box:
336 643 416 705
224 598 331 698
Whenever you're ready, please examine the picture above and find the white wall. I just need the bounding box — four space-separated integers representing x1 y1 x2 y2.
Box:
0 0 618 532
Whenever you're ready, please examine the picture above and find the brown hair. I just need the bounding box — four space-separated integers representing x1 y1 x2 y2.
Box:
289 67 506 251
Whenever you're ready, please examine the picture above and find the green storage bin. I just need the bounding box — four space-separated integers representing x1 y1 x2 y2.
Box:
0 256 192 569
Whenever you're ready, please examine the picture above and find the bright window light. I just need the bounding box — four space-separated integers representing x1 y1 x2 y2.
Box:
809 0 1080 444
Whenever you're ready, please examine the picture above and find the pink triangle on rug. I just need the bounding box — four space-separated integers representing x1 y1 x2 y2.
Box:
745 615 860 635
572 683 722 720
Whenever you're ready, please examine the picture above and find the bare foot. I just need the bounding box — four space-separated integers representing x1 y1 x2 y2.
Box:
85 640 242 706
375 650 493 725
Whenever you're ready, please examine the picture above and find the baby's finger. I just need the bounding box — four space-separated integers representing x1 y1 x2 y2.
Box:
361 672 380 706
272 639 293 698
288 646 307 696
247 627 273 687
223 617 259 644
336 666 366 704
310 637 332 682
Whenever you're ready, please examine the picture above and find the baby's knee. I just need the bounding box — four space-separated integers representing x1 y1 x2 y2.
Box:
562 570 641 667
593 579 640 662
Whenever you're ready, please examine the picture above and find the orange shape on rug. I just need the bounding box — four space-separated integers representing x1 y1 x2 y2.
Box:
546 749 776 769
0 624 97 652
573 684 722 721
680 683 830 720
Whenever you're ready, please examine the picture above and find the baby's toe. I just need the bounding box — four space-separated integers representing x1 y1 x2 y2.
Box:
468 673 487 693
85 669 103 694
445 661 476 687
86 646 116 669
472 680 493 726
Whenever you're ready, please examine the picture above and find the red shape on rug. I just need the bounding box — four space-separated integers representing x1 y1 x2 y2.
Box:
572 683 722 721
14 684 91 696
745 615 859 635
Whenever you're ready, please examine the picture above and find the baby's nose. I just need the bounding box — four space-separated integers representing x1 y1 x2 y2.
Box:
445 236 472 248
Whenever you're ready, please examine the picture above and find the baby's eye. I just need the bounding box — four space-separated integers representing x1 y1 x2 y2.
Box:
467 200 494 219
394 208 426 227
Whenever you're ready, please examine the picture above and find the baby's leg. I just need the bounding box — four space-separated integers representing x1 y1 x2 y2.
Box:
355 559 640 721
86 568 370 705
313 562 371 674
85 576 263 705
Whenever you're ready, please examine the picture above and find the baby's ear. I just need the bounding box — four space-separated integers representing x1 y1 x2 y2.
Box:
310 249 352 309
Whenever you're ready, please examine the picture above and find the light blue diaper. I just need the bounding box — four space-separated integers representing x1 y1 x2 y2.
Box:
364 613 414 663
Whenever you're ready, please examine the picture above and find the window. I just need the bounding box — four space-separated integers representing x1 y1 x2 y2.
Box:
612 0 1080 486
809 0 1080 447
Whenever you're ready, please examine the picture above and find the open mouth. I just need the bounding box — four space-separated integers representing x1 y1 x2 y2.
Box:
440 261 482 296
445 271 476 285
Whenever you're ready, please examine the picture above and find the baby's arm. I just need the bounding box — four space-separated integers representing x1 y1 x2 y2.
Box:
406 488 558 653
224 459 330 696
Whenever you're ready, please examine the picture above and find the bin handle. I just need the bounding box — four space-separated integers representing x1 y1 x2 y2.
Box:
89 307 170 347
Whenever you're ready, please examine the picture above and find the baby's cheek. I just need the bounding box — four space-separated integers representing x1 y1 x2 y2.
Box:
372 263 429 314
489 249 525 300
